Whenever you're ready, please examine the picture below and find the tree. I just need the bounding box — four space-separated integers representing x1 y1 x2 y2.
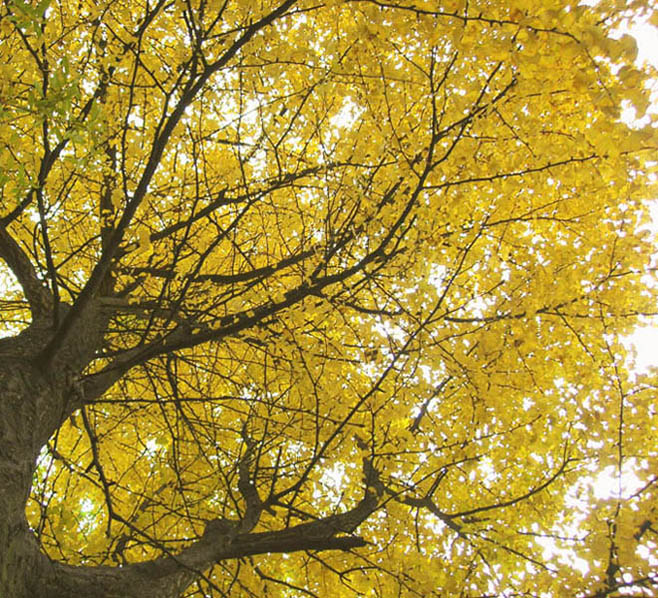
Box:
0 0 657 595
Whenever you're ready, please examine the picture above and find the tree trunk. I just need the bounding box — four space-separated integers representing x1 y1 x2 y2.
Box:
0 346 52 597
0 319 99 598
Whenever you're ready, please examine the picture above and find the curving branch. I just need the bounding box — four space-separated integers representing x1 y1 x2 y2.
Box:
39 462 381 598
0 228 52 321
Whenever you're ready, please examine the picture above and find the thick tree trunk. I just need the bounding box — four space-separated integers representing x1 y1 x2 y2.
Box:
0 351 53 597
0 520 43 598
0 316 102 598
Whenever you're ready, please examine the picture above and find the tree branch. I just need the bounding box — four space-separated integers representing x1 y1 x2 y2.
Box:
37 0 299 370
43 487 375 598
0 228 52 320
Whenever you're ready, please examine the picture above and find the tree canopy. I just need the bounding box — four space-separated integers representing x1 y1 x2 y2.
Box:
0 0 657 596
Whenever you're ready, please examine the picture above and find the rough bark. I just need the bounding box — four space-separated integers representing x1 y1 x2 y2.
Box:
0 346 61 598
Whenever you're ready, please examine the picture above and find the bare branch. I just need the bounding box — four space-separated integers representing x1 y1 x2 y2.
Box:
0 228 52 320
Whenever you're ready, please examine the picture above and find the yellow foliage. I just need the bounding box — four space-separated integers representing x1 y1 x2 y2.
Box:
0 0 656 596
